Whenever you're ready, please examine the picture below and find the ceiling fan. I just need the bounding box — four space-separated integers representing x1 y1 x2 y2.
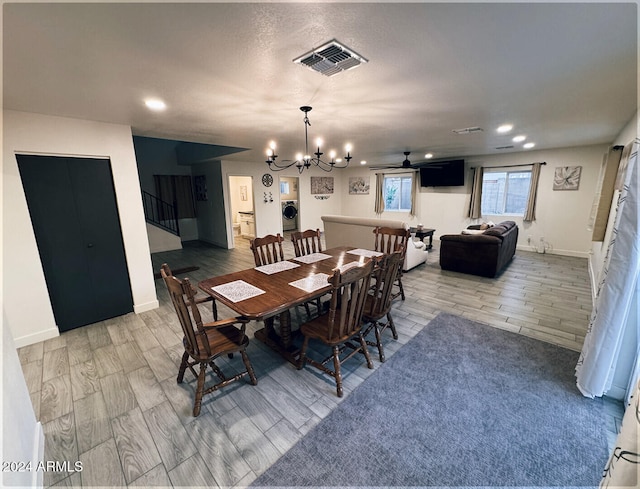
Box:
369 151 436 170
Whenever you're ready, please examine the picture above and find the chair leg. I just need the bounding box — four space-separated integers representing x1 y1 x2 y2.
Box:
177 351 189 383
387 312 398 340
241 350 258 386
397 276 406 301
333 345 344 397
373 323 386 363
297 337 310 370
359 334 374 368
193 362 207 417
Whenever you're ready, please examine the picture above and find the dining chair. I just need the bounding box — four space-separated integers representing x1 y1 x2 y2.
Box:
160 263 218 320
297 259 375 397
250 233 285 266
291 228 323 256
291 229 324 315
361 251 403 362
373 226 410 301
161 265 257 416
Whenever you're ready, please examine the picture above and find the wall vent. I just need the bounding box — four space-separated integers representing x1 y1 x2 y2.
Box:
293 39 368 77
452 127 483 135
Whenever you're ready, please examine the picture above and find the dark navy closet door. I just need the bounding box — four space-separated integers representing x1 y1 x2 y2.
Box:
17 155 133 332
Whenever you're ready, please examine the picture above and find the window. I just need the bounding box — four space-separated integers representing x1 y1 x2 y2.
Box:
383 174 413 212
481 170 531 216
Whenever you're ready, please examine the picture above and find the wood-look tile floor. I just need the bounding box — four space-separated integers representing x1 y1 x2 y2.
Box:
18 235 624 487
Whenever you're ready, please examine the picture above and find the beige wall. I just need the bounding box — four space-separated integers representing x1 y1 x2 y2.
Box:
341 144 611 258
3 110 158 347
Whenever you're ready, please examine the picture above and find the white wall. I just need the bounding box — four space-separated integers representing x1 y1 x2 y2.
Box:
2 314 44 488
3 111 158 346
341 144 610 257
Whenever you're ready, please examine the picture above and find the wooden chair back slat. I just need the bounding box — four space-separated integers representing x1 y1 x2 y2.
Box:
367 251 403 319
250 234 285 266
161 264 210 357
291 229 322 257
373 226 410 258
325 260 374 340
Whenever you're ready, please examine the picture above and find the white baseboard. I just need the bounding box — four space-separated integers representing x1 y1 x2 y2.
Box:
515 245 590 259
13 327 59 349
134 300 159 314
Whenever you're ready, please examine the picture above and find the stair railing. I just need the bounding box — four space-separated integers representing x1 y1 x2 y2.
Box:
142 191 180 236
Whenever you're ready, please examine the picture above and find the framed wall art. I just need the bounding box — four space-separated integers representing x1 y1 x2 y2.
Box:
553 166 582 191
348 176 370 195
310 176 334 194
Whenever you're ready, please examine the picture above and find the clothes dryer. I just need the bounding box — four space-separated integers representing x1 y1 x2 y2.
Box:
282 200 298 231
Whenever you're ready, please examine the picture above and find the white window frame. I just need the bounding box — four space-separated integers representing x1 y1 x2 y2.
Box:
383 173 413 212
481 169 532 216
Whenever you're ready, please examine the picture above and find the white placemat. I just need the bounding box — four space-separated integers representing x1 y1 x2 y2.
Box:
255 260 300 275
289 273 330 293
292 252 333 264
347 248 384 258
211 280 265 303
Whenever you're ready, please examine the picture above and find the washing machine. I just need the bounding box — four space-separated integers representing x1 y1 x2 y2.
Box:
282 200 298 231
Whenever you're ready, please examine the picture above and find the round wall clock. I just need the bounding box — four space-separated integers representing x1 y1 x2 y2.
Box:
262 173 274 187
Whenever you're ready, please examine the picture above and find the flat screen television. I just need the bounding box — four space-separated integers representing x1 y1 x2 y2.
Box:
419 159 465 187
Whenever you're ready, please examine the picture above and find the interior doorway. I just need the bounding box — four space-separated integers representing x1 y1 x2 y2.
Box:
280 176 299 233
228 175 255 246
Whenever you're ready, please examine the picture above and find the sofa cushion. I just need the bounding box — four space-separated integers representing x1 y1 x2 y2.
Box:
483 225 508 237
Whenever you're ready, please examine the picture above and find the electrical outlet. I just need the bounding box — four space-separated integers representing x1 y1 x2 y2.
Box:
527 235 532 244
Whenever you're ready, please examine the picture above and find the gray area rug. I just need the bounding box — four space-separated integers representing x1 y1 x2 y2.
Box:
252 312 609 488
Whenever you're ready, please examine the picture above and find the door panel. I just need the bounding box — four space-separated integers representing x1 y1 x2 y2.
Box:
17 155 133 331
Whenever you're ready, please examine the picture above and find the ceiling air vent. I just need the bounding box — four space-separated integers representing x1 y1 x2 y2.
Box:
294 39 368 77
452 127 483 135
495 145 514 150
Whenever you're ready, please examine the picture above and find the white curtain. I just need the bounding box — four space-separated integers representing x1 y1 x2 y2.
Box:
600 376 640 488
576 140 639 398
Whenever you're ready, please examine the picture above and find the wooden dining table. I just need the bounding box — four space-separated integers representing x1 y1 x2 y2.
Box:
198 246 381 363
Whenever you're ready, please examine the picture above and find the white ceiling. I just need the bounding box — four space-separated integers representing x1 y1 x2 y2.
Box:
3 2 638 167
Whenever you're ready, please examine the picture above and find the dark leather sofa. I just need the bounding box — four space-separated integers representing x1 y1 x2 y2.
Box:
439 221 519 278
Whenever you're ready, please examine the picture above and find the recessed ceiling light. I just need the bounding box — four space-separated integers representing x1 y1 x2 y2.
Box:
497 124 513 133
360 160 367 165
512 135 526 143
523 142 536 149
424 153 434 159
145 98 166 111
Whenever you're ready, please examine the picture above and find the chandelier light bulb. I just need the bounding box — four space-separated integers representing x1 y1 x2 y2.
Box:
269 141 277 150
316 138 323 148
345 143 352 152
266 148 273 157
296 152 303 161
329 150 337 159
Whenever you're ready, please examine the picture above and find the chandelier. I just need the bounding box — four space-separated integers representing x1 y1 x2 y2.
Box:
265 106 352 174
